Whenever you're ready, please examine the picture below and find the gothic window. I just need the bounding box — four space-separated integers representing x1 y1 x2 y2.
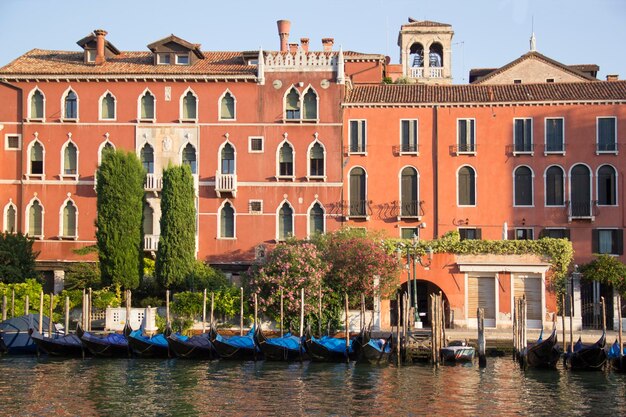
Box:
545 166 564 206
302 88 318 120
143 203 154 236
309 203 324 236
220 92 235 120
64 90 78 119
30 89 44 119
28 200 43 237
140 144 154 174
182 90 197 120
221 143 235 174
220 202 235 238
101 92 116 120
278 202 293 241
285 87 301 120
62 200 77 237
278 143 294 177
4 204 16 233
514 166 533 206
309 142 324 177
182 144 197 174
140 91 155 120
63 142 78 176
30 141 44 175
458 166 476 206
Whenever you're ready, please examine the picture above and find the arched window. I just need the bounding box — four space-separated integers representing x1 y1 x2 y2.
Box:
30 89 44 119
545 166 564 206
514 166 533 206
143 203 154 236
221 143 235 174
401 167 419 216
302 88 318 120
279 143 294 177
99 141 114 165
278 202 293 240
63 142 78 176
182 144 197 174
220 92 235 120
4 203 16 233
349 167 366 216
570 164 591 217
28 200 43 237
101 92 116 120
429 43 443 67
62 200 77 238
598 165 617 205
309 202 324 236
64 90 78 119
220 202 235 238
140 91 155 120
409 43 424 67
140 144 154 174
285 87 300 120
30 141 44 175
458 166 476 206
309 142 324 177
182 90 197 120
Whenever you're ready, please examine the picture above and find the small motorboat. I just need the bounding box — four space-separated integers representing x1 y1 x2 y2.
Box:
303 326 352 362
607 340 626 373
254 327 304 361
167 332 216 359
356 332 392 364
127 328 171 358
566 332 607 371
0 314 61 354
29 328 84 357
209 327 259 360
520 329 561 369
77 323 131 358
440 340 475 363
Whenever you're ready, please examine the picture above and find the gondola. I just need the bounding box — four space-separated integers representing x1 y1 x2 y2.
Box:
29 328 84 357
77 323 131 358
167 332 216 359
0 314 61 354
303 326 352 362
566 332 607 371
357 332 392 364
441 340 475 363
520 329 560 369
254 327 303 361
126 327 171 358
208 326 259 360
608 340 626 373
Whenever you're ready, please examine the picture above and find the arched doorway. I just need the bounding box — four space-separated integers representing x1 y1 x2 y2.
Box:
390 280 451 328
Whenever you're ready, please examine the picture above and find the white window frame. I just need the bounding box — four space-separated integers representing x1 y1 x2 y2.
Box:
217 140 237 175
398 165 420 219
301 85 319 122
157 53 171 65
543 165 566 207
25 197 44 239
180 142 197 175
249 200 263 214
60 87 79 122
26 139 46 179
218 89 237 121
513 117 534 155
347 165 369 220
544 117 565 155
596 164 618 207
276 199 295 242
283 86 302 121
98 90 117 121
248 136 264 153
514 227 534 240
58 197 78 239
307 200 326 238
399 119 419 155
4 134 21 151
179 87 199 122
3 200 17 233
568 163 593 218
217 199 236 240
348 119 367 155
596 116 618 155
512 165 535 207
456 118 476 155
456 164 477 207
86 49 96 63
137 88 156 122
399 227 419 240
60 139 79 180
175 54 190 65
276 139 295 180
27 87 46 122
306 140 327 180
97 140 116 165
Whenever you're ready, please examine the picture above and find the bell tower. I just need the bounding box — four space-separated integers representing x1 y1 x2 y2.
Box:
398 18 454 84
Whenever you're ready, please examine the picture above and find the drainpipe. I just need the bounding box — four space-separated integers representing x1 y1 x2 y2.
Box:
432 105 439 238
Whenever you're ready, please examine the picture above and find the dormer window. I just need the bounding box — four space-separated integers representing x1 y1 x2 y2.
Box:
157 53 171 65
86 50 96 63
175 54 190 65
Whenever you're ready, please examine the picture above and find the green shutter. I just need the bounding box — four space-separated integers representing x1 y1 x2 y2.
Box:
141 93 154 119
303 90 317 120
221 93 235 119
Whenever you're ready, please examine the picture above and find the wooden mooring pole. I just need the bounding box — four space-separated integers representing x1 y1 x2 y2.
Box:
202 289 207 333
64 296 70 335
82 289 86 329
88 287 93 332
125 290 132 330
239 287 244 336
254 293 258 362
48 293 54 337
38 291 44 334
1 294 6 321
561 294 566 354
210 292 215 329
24 294 29 316
478 307 486 368
166 289 171 328
569 284 574 354
513 298 517 360
280 288 284 338
396 292 401 366
344 293 350 363
618 295 623 368
11 289 15 318
299 288 305 338
318 286 323 337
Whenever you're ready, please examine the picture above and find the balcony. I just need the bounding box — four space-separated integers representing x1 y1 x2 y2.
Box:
567 200 595 222
345 144 367 155
509 143 534 156
451 143 477 155
145 174 163 192
596 142 618 155
409 67 443 78
144 234 159 252
398 200 423 220
346 200 370 220
393 144 419 156
215 171 237 197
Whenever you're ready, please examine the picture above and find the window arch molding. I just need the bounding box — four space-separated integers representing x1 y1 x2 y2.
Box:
97 140 116 165
27 87 46 121
58 196 78 239
139 141 155 174
307 200 325 238
283 86 301 120
568 162 593 203
456 164 477 206
98 90 117 121
217 140 237 175
217 199 236 239
301 85 319 121
179 87 199 121
60 87 79 121
543 164 566 207
276 199 295 241
3 200 17 233
25 196 44 239
60 138 79 178
27 138 46 177
398 165 420 217
218 89 236 120
137 88 156 121
276 138 295 179
596 163 618 206
347 165 368 218
512 165 535 207
306 139 326 179
179 142 197 175
568 162 593 218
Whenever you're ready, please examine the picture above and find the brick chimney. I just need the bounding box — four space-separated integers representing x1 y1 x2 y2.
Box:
606 74 619 82
94 29 108 65
277 20 291 53
289 43 298 54
300 38 309 53
322 38 334 52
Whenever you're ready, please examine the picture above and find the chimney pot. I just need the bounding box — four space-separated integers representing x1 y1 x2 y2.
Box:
277 20 291 53
289 43 299 54
322 38 334 52
94 29 108 65
606 74 619 82
300 38 309 53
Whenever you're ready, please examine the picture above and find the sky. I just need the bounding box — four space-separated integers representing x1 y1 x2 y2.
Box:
0 0 624 83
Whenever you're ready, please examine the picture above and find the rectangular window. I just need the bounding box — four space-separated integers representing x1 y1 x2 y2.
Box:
86 49 96 63
515 228 534 240
349 120 366 153
514 118 533 153
597 117 617 152
457 119 476 153
400 227 419 240
175 54 190 65
249 137 264 153
514 79 522 84
593 229 623 255
400 120 418 153
541 228 569 240
5 134 21 150
459 228 481 241
157 53 171 65
249 200 263 214
545 118 564 153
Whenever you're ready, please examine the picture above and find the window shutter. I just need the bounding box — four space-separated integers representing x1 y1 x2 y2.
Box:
303 90 317 120
475 228 482 239
615 229 624 255
592 229 599 253
221 94 235 119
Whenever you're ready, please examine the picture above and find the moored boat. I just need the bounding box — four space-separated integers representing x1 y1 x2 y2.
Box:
521 329 560 369
441 340 475 363
0 314 61 354
78 323 131 358
209 327 259 360
608 340 626 373
127 328 171 358
254 327 303 361
29 329 84 357
303 327 352 362
566 332 607 371
167 332 216 359
357 333 392 364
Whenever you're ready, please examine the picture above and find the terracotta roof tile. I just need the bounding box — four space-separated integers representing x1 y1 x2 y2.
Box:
344 82 626 105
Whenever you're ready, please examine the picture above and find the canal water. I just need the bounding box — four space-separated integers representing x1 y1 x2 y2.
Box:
0 356 625 416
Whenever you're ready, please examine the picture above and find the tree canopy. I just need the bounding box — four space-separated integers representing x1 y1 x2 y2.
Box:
580 254 626 296
0 232 39 284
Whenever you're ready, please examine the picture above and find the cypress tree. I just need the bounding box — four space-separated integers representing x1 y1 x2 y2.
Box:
156 164 196 289
96 149 145 290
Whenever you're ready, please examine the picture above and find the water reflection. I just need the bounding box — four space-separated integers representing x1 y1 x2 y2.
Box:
0 357 625 416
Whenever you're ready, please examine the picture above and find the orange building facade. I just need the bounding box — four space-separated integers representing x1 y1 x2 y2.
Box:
0 19 624 330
